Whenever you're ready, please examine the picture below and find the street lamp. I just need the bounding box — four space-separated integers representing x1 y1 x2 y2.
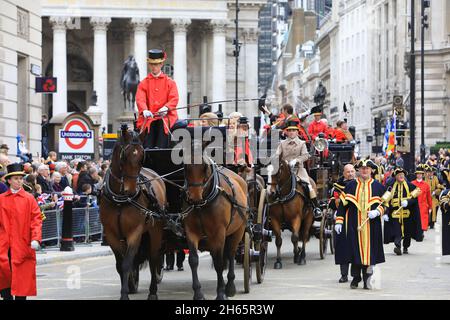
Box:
420 0 430 163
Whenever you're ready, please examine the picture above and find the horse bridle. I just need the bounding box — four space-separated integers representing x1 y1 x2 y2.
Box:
267 163 296 202
109 132 145 194
183 158 220 207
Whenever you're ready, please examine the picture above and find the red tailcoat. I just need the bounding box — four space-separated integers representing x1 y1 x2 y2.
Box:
0 188 42 296
136 72 179 134
308 120 328 140
412 179 433 231
235 138 253 166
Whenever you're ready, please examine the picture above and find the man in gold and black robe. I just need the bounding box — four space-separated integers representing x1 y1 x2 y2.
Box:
384 168 423 255
335 159 386 290
424 165 444 229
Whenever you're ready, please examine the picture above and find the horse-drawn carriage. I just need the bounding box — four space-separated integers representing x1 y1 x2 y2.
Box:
100 115 354 300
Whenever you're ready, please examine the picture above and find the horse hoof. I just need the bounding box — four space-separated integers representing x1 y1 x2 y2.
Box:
215 294 228 300
120 296 130 300
147 294 158 300
194 293 205 300
225 284 236 297
294 255 300 264
298 259 306 266
274 261 282 269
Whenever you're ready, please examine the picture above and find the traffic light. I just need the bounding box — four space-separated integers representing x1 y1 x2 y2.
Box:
374 117 381 136
35 77 57 93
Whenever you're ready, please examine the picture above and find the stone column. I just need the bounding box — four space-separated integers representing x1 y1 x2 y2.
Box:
171 18 191 119
200 26 210 98
50 16 69 117
90 17 111 131
131 18 152 81
211 20 228 111
243 28 259 114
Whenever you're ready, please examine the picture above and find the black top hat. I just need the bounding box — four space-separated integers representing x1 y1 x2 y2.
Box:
4 163 26 180
355 159 378 170
310 105 323 116
147 49 166 64
239 117 249 125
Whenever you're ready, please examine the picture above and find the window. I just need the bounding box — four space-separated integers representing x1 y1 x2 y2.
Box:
386 29 389 50
385 3 389 24
394 54 398 76
394 25 397 46
386 57 389 79
393 0 397 20
378 34 382 54
378 62 381 82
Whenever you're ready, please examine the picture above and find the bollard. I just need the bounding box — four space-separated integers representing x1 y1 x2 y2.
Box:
60 187 75 251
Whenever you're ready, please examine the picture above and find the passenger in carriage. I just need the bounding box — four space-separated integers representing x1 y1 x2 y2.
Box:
199 112 220 127
276 121 323 218
136 49 179 149
233 117 253 167
307 105 329 141
333 120 354 143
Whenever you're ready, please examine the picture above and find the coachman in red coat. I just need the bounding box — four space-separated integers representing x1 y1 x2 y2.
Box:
412 164 433 231
0 163 42 300
136 49 179 148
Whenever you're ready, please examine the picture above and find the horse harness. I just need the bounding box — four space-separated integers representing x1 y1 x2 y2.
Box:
267 167 310 219
182 161 249 235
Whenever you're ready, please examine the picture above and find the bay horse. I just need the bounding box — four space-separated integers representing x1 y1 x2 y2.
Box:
183 153 248 300
100 125 166 300
266 158 314 268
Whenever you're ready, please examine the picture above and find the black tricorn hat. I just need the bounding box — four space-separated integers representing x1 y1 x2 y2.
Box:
4 163 26 180
147 49 167 64
355 159 378 170
311 104 323 116
393 167 408 177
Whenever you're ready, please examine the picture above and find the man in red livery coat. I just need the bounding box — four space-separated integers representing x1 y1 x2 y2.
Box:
307 105 328 141
0 163 42 300
136 49 179 148
412 164 433 232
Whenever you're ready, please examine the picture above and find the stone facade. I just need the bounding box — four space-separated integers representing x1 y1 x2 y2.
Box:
0 0 42 160
41 0 265 132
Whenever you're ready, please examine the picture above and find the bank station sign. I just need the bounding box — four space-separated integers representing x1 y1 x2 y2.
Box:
59 118 95 160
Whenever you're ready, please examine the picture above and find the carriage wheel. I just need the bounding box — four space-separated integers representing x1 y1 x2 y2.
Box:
319 210 328 259
128 265 140 294
243 231 251 293
256 189 268 284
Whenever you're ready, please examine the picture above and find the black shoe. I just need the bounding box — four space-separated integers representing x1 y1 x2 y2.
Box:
394 247 402 256
165 265 174 271
339 275 348 283
403 248 408 254
177 266 184 271
363 274 373 290
350 279 360 289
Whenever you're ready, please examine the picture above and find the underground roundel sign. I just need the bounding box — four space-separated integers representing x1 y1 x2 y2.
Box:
59 118 94 156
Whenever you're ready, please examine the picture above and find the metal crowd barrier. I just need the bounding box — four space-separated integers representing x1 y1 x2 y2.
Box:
41 206 103 246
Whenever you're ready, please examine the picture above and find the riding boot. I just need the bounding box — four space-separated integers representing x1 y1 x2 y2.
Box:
0 288 13 300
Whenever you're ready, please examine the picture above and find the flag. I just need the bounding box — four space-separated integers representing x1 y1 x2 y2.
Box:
37 193 50 205
56 196 64 210
382 120 390 157
382 115 397 158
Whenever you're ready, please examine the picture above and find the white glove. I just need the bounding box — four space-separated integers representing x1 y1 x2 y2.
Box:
335 224 342 234
383 215 389 222
368 209 380 219
159 106 169 116
289 159 297 167
401 200 408 208
143 110 153 118
271 124 277 130
31 240 40 251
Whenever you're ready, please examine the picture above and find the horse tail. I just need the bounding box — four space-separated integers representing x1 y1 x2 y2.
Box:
134 232 150 270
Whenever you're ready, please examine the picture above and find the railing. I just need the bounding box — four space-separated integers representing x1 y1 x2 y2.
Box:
41 206 103 246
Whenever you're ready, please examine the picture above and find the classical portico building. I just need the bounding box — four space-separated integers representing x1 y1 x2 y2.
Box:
41 0 265 132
